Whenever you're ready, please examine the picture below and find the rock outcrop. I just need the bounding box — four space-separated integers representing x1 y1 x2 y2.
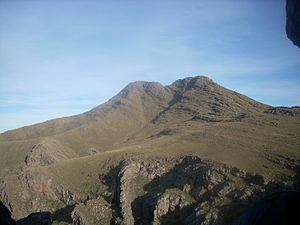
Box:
0 155 295 225
71 197 112 225
0 166 82 220
264 106 300 116
19 168 81 206
101 158 167 225
89 156 290 225
286 0 300 47
24 139 75 167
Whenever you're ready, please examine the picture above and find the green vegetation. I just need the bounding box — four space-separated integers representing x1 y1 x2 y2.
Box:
0 76 299 222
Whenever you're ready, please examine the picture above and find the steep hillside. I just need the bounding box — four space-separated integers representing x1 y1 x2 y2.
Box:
0 76 299 225
0 81 172 177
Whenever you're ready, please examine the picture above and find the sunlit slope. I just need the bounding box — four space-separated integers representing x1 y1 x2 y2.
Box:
0 76 299 180
0 81 172 176
1 76 300 223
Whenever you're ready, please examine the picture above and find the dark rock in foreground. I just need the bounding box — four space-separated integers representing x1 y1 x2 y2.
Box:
0 202 16 225
0 202 51 225
17 212 52 225
286 0 300 47
70 156 292 225
233 191 300 225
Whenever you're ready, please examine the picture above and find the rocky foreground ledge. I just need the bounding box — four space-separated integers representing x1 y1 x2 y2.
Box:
1 155 298 225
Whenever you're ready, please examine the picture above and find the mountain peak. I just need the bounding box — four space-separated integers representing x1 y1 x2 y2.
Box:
170 75 216 90
117 76 215 98
1 75 299 225
117 80 169 99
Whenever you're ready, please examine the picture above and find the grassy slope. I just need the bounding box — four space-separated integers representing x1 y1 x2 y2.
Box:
2 115 299 222
0 81 172 177
1 77 299 219
37 112 300 195
1 76 299 179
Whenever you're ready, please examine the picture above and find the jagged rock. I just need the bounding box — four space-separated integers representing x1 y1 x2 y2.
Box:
1 154 294 225
98 156 288 225
264 106 300 116
25 139 74 167
153 191 193 225
71 197 112 225
15 167 81 218
0 181 21 219
20 169 80 204
111 158 167 225
171 76 216 91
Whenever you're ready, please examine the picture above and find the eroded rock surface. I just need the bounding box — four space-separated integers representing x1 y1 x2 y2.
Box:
92 156 290 225
19 168 81 206
1 155 296 225
25 139 75 167
264 106 300 116
72 197 112 225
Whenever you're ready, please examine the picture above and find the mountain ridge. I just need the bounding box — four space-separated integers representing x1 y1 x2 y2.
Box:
0 75 299 224
0 76 268 138
2 75 295 138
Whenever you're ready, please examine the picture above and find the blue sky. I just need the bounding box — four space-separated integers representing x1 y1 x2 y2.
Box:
0 0 299 132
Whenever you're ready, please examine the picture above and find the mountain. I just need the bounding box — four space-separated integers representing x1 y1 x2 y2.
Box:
0 76 299 225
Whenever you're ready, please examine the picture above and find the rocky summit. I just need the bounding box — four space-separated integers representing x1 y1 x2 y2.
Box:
0 76 299 225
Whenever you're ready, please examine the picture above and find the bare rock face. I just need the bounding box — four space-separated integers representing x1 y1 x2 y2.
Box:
152 191 192 225
1 155 294 225
25 139 75 167
286 0 300 47
264 106 300 116
171 76 216 91
102 158 167 225
95 156 289 225
0 166 81 219
19 168 81 206
71 197 112 225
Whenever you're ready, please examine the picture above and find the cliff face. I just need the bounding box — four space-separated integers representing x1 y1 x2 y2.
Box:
10 155 290 225
1 152 296 225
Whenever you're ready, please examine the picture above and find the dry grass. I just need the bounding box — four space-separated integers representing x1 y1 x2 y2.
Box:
0 76 299 221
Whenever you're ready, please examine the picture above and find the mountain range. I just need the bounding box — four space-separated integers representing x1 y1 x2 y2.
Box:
0 76 299 225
